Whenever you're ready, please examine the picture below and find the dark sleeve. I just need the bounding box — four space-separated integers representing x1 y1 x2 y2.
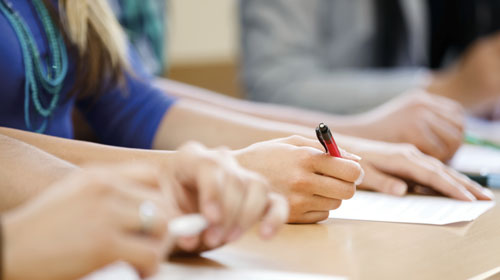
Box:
76 49 177 149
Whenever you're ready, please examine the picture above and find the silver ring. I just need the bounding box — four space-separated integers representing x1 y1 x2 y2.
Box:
139 201 157 234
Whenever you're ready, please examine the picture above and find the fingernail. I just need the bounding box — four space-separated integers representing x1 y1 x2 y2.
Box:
260 224 275 239
205 202 221 223
355 169 365 186
392 183 407 196
226 227 243 243
206 226 224 248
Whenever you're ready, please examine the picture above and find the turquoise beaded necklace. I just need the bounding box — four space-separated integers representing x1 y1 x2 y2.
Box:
0 0 68 133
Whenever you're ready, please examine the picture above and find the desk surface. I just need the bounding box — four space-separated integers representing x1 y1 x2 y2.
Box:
166 191 500 280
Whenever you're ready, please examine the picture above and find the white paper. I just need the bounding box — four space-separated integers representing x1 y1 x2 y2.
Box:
329 191 495 225
82 262 345 280
150 263 346 280
81 262 139 280
450 144 500 174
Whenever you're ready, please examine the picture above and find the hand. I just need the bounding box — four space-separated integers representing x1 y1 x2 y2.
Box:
162 142 289 253
341 138 495 201
351 90 464 162
233 136 364 224
3 163 171 280
427 32 500 110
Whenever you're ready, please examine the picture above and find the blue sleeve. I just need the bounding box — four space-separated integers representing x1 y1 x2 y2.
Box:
76 50 176 149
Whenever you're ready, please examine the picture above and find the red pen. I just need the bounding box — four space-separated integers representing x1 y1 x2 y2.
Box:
315 123 342 158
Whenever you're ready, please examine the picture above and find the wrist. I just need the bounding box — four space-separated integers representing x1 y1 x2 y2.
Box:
426 71 466 104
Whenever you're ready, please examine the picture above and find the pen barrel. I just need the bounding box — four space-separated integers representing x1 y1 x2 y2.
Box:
324 138 342 158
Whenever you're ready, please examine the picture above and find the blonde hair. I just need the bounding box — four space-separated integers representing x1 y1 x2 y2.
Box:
40 0 129 98
60 0 128 69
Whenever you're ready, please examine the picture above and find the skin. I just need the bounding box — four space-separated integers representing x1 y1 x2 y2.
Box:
0 123 493 228
428 32 500 114
154 79 464 161
0 134 76 212
1 141 288 280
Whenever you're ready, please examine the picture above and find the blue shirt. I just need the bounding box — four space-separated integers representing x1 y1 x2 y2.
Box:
0 0 176 148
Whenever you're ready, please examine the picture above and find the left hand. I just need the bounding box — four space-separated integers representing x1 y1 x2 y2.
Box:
292 136 494 201
341 138 494 200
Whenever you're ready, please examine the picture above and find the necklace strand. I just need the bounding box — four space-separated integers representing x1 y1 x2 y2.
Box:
0 0 68 132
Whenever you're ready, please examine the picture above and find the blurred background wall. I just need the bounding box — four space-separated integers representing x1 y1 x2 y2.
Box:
167 0 242 98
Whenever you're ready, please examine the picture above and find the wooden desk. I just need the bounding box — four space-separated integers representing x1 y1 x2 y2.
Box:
158 190 500 280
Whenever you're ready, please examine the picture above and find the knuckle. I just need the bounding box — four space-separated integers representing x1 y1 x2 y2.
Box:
344 184 356 199
286 135 305 144
289 173 309 189
289 194 306 209
399 144 420 157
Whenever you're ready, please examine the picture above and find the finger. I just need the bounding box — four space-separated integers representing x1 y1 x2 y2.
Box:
308 195 342 211
308 173 356 200
220 172 247 243
259 192 289 239
358 163 408 196
296 211 330 224
340 148 362 161
176 235 201 252
429 104 465 133
236 177 269 233
311 155 363 184
422 91 465 121
445 169 495 200
406 155 476 201
110 198 168 239
114 236 163 278
197 166 224 224
414 120 448 159
425 112 463 157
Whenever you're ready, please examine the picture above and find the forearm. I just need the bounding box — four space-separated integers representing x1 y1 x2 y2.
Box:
0 127 174 171
154 78 368 133
153 99 317 150
0 134 76 212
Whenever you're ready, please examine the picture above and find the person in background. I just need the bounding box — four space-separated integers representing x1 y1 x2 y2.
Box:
240 0 500 116
0 134 288 279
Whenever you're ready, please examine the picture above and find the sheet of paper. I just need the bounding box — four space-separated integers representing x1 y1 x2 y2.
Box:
81 261 345 280
81 262 140 280
329 191 495 225
150 263 345 280
449 144 500 174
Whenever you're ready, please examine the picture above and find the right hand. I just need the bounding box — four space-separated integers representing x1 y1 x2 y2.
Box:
352 90 464 162
3 163 171 280
162 142 289 253
233 136 364 224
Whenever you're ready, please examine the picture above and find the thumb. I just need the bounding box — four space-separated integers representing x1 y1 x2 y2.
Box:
358 164 408 196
